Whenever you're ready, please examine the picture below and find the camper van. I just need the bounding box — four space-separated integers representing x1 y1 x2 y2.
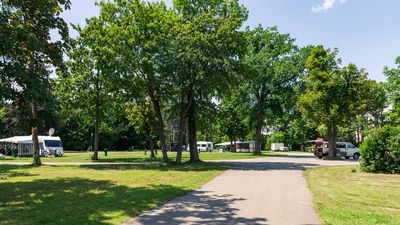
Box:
314 141 360 159
39 136 64 157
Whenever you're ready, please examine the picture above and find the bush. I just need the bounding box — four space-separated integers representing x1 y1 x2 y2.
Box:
360 126 400 174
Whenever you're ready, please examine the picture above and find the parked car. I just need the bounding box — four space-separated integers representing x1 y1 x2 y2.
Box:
314 142 360 160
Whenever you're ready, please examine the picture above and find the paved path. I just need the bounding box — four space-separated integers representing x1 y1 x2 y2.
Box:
124 153 358 225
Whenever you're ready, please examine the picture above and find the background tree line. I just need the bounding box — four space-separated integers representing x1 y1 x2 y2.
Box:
0 0 394 168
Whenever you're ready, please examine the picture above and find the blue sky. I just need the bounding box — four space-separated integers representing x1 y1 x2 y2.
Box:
60 0 400 81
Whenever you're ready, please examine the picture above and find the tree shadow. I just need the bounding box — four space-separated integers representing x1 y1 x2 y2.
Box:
0 165 37 179
0 178 192 225
227 161 320 171
272 154 316 159
126 190 268 225
80 162 230 172
96 157 161 163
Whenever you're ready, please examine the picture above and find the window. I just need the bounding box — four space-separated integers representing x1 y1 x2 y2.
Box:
44 140 63 147
336 143 346 149
347 143 355 148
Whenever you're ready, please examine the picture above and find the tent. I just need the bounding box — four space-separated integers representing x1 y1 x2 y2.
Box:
0 136 36 157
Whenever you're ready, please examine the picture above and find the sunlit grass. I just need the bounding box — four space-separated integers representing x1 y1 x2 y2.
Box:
0 162 228 225
305 166 400 225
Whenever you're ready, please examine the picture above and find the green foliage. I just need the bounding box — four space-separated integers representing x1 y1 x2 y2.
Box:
270 132 285 143
298 46 368 127
385 57 400 125
217 93 250 143
0 0 70 102
360 126 400 174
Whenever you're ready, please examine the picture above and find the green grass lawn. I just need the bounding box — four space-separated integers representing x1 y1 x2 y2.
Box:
305 166 400 225
0 162 229 225
0 150 284 163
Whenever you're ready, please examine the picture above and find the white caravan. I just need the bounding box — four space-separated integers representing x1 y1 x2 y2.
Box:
196 141 213 152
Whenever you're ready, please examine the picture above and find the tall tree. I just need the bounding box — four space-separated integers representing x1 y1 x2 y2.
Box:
172 0 248 163
56 8 120 160
99 0 175 163
243 26 304 155
0 0 70 165
298 46 369 159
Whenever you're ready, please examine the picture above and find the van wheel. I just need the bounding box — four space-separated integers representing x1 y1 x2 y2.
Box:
42 151 49 157
353 153 360 160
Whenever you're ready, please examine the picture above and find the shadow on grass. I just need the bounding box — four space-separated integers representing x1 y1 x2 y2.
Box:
96 157 161 163
80 162 230 172
0 165 37 179
125 191 268 225
227 161 319 171
0 178 191 225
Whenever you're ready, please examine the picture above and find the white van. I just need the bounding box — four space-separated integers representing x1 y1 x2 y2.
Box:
196 141 213 152
321 142 360 159
38 136 64 157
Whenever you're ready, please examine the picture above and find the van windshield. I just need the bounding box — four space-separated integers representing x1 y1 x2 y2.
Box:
44 140 63 147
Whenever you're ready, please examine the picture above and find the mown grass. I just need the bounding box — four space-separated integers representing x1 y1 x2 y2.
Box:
305 165 400 225
0 150 284 163
0 162 229 225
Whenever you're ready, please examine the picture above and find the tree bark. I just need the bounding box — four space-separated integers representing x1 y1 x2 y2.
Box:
148 89 168 163
31 100 41 166
175 90 194 164
230 138 234 152
175 112 185 164
93 82 100 160
327 124 337 160
188 102 200 162
254 112 264 155
149 137 155 158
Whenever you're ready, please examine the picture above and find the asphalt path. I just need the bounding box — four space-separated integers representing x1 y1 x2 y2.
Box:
123 153 358 225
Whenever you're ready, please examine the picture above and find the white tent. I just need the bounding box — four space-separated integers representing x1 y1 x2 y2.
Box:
0 136 33 144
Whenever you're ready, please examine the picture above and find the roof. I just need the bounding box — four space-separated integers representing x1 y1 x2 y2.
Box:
0 136 61 144
215 141 255 146
197 141 213 144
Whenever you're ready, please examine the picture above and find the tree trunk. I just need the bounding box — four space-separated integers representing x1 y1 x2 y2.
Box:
254 112 264 155
31 100 41 166
175 111 186 164
148 90 168 163
188 102 200 162
175 90 194 164
149 137 155 158
327 125 337 160
93 86 100 160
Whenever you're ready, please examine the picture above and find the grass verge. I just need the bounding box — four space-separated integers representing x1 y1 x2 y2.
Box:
305 165 400 225
0 162 228 225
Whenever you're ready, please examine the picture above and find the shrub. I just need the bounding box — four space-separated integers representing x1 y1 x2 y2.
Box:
360 126 400 174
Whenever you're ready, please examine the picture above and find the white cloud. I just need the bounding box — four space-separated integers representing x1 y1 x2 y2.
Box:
312 0 348 12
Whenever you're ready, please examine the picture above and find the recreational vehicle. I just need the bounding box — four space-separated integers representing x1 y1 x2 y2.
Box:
0 136 64 157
